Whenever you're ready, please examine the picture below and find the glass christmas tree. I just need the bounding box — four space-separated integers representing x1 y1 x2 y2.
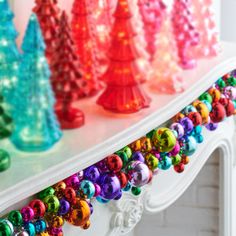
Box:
97 0 151 114
33 0 60 64
51 11 85 129
71 0 101 97
138 0 167 61
150 18 184 94
171 0 199 69
0 0 20 106
191 0 219 58
11 14 62 152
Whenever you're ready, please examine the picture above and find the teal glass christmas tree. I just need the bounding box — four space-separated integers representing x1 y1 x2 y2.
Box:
0 0 20 105
11 14 62 152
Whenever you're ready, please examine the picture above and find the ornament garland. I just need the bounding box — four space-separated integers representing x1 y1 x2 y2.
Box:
1 73 236 235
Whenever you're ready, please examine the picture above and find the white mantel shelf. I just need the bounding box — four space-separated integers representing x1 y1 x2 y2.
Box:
1 42 236 214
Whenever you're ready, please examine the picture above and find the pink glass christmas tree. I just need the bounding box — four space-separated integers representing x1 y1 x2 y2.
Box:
191 0 219 58
150 17 184 94
138 0 167 61
171 0 199 70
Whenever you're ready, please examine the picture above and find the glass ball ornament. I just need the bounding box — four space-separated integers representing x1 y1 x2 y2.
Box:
131 186 141 196
29 199 46 218
0 149 11 172
199 92 213 104
201 100 212 112
83 165 100 182
224 86 236 100
82 220 91 230
152 128 176 152
43 195 60 213
64 175 80 189
210 102 226 123
97 173 121 200
158 156 172 170
187 112 202 126
53 181 66 199
122 146 132 158
145 153 158 171
173 113 185 122
132 151 145 163
225 99 235 117
193 101 209 124
128 161 150 187
115 151 129 168
47 215 64 229
208 88 221 102
170 123 185 139
65 199 91 227
13 230 29 236
171 154 182 166
0 219 14 235
170 142 180 156
94 183 101 197
182 136 197 156
79 180 95 199
194 134 204 144
181 155 190 165
21 206 34 222
205 122 218 131
38 187 55 200
63 187 76 203
96 160 108 172
96 196 110 204
174 163 185 173
24 222 36 236
179 117 194 133
117 172 128 188
122 182 132 192
58 199 70 215
0 221 12 236
114 190 123 200
106 154 123 173
48 227 63 236
182 105 197 115
226 76 236 86
34 219 47 234
8 210 23 227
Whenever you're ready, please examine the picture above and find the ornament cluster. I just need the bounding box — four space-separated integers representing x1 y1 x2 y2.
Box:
1 72 236 235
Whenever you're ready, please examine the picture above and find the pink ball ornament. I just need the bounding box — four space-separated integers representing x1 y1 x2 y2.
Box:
21 206 35 222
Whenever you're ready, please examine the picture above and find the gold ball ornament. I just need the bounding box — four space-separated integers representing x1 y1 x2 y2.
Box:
192 101 209 124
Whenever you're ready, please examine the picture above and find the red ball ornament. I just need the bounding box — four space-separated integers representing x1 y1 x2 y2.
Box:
187 112 202 126
210 102 226 123
106 154 123 173
117 172 128 188
174 163 185 173
64 187 76 203
220 98 235 117
181 155 190 165
29 199 46 218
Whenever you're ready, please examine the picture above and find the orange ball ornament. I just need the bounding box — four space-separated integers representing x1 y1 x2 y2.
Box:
181 155 190 165
187 112 202 126
208 88 221 102
82 220 91 230
65 199 91 227
192 101 209 124
173 113 185 122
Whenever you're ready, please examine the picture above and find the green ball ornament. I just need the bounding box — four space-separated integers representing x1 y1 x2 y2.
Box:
116 151 129 167
131 186 141 196
171 154 182 166
199 92 213 104
0 222 12 236
152 128 176 153
122 146 132 159
227 76 236 86
8 210 23 227
0 149 11 172
146 129 156 139
43 195 60 213
217 78 226 89
38 187 55 200
145 154 158 171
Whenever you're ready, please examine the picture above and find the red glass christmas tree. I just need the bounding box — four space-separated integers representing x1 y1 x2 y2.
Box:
191 0 219 58
33 0 60 64
97 0 151 114
171 0 199 69
138 0 167 61
51 11 85 129
71 0 101 97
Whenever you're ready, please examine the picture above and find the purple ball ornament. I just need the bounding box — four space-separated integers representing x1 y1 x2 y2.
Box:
205 122 218 131
21 206 34 223
170 142 180 156
170 123 185 139
224 86 236 100
48 227 63 236
180 117 194 134
84 165 100 183
96 160 108 172
128 161 150 187
58 199 70 215
132 151 145 163
97 173 121 200
89 203 94 215
114 190 123 200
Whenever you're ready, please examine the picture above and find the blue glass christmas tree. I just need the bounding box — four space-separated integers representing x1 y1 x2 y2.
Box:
0 0 20 105
11 14 62 152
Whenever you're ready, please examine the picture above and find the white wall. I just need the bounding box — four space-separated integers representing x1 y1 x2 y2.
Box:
135 152 220 236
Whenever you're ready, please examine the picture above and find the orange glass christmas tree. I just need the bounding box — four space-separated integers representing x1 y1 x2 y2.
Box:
150 17 184 94
191 0 219 58
97 0 151 114
33 0 60 64
71 0 100 97
51 11 85 129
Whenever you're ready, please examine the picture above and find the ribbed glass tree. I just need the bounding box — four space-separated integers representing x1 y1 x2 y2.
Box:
138 0 167 61
171 0 199 69
150 18 184 94
0 0 20 106
97 0 151 113
71 0 101 97
33 0 60 64
191 0 219 58
51 11 85 129
11 14 62 152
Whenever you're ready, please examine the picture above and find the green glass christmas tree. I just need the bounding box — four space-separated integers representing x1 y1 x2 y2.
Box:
0 0 20 105
11 14 62 152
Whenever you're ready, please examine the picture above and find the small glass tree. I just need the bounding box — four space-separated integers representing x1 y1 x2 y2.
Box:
51 11 85 129
11 14 62 152
0 0 20 106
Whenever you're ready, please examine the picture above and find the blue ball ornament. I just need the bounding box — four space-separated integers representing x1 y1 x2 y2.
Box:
182 105 197 115
193 125 202 135
195 134 204 143
24 222 36 236
79 180 95 199
158 157 172 170
96 196 110 204
182 136 197 156
122 182 132 192
34 219 46 234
